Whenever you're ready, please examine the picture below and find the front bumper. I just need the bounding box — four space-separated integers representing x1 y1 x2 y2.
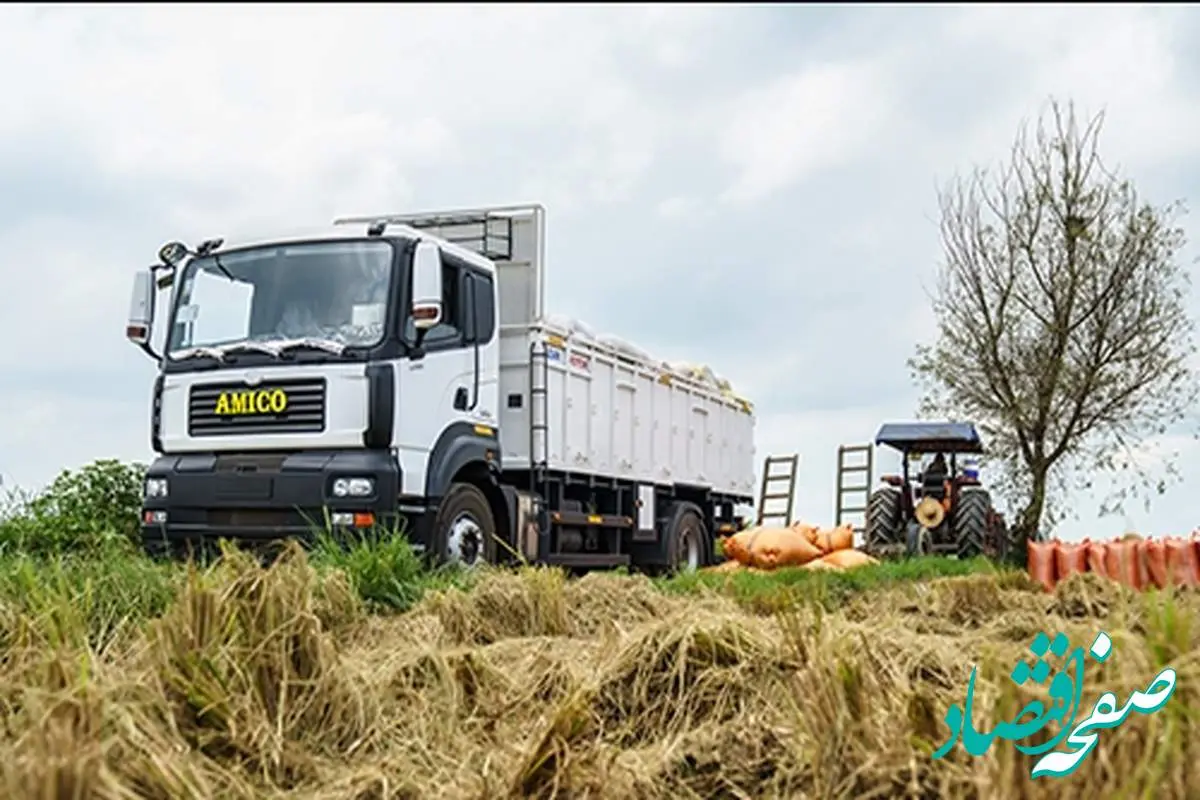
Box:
140 450 401 553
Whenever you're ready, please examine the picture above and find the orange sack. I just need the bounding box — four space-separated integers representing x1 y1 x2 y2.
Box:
705 559 744 574
1142 539 1170 589
803 557 841 571
1055 540 1090 580
1162 537 1199 587
820 549 878 569
1027 540 1058 592
1086 541 1110 579
722 527 763 566
790 521 820 547
749 527 824 569
811 527 833 553
828 523 855 552
1105 539 1144 590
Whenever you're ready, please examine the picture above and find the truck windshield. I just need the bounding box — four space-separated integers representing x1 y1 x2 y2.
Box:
166 240 394 354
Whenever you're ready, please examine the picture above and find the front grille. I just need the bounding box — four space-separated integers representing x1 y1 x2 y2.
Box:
189 378 326 437
207 509 296 527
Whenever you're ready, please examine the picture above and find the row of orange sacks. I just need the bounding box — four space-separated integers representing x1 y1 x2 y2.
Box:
1028 535 1200 592
718 521 878 571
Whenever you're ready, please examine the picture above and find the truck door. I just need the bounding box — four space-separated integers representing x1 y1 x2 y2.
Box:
396 250 476 497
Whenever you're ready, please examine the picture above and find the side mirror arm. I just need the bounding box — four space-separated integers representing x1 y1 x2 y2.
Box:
139 340 163 364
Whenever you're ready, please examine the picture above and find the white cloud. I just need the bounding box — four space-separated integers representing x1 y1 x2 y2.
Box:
718 59 898 204
0 4 1197 544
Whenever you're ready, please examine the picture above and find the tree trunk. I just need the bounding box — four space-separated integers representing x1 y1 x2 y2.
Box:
1010 469 1049 566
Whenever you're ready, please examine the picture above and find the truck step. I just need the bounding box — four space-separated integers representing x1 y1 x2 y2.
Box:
545 553 631 568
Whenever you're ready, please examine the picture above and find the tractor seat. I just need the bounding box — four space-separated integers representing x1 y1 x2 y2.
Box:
922 467 947 499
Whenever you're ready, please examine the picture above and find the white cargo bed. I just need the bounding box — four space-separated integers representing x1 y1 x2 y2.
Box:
499 319 756 497
370 204 756 499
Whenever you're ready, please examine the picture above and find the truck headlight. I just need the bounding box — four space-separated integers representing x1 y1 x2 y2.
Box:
332 477 375 498
145 478 169 499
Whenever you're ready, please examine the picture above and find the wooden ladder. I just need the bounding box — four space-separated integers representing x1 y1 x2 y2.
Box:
835 444 873 540
756 454 800 527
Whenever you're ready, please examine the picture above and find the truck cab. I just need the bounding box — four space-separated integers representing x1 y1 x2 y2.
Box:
129 211 508 562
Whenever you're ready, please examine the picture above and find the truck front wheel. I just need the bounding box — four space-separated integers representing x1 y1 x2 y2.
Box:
433 482 497 568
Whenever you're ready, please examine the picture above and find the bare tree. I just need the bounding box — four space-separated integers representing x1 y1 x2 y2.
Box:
911 99 1198 547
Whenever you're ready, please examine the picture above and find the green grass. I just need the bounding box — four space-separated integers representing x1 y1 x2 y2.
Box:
0 545 180 650
0 535 1009 648
0 458 1020 638
309 527 471 612
659 555 1013 612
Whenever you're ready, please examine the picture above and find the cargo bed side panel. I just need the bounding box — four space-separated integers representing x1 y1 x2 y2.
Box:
498 324 756 497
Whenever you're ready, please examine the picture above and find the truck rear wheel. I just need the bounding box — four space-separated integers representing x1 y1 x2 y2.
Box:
866 487 902 553
953 488 990 560
434 482 497 568
666 504 706 574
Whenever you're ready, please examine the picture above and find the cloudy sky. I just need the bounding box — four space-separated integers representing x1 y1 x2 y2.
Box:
1 4 1197 540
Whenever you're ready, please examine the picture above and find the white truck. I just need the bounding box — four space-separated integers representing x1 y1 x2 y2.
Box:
125 204 757 572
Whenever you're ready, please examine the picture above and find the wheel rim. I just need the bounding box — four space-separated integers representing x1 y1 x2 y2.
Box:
682 529 701 572
446 513 484 567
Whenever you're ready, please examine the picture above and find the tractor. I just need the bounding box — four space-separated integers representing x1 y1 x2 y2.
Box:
863 422 1010 560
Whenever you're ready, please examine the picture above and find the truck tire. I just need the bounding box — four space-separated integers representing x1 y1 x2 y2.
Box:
865 487 902 553
953 488 990 560
666 503 707 574
433 482 497 568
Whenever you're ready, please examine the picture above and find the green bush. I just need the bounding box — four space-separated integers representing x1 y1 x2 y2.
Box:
0 459 146 556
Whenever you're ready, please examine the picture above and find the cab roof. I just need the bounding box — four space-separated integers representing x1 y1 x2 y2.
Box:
204 220 496 272
874 421 984 454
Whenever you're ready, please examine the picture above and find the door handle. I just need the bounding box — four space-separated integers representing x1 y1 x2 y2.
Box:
454 386 469 411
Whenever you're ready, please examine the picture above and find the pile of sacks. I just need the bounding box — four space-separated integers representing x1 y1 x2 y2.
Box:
1027 534 1200 592
711 521 878 572
538 315 753 411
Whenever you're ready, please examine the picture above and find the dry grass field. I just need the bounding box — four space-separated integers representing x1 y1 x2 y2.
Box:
0 539 1194 800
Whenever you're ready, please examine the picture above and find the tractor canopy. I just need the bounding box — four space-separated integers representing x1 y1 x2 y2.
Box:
874 421 984 454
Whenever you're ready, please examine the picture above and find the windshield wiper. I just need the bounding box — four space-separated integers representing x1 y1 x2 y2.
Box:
169 340 283 362
169 337 350 363
169 345 229 363
219 340 290 359
272 337 349 357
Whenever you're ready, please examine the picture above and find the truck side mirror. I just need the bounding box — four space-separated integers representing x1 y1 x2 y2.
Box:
126 269 160 361
411 241 443 332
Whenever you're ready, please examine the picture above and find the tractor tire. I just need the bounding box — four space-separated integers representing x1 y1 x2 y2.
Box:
433 482 498 568
866 487 902 553
953 487 991 560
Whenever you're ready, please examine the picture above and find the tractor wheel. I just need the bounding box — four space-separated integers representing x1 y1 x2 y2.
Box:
953 487 991 560
866 487 902 553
